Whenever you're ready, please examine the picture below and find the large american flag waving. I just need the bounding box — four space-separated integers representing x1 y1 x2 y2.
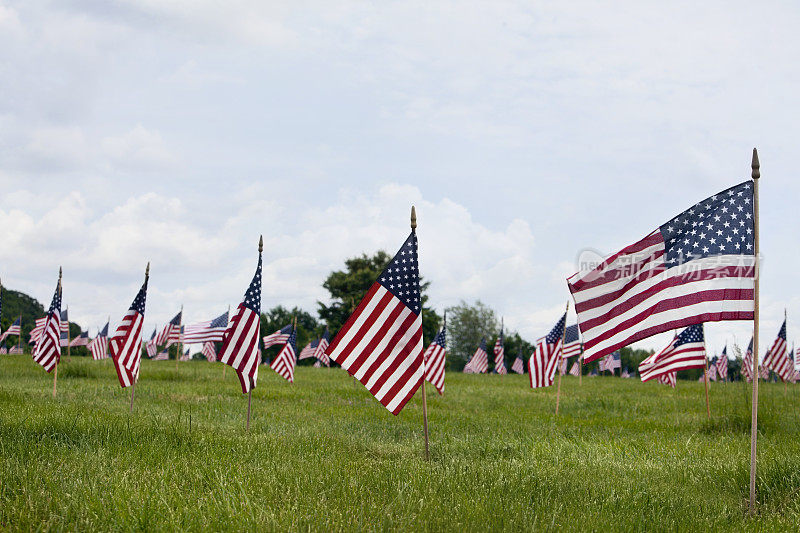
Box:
218 241 262 394
32 270 62 373
110 266 149 388
568 181 755 363
325 229 424 416
528 312 566 388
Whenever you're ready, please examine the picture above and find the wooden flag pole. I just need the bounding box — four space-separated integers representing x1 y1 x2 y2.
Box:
17 313 22 354
411 206 430 460
555 301 570 415
66 305 71 359
176 304 183 370
106 316 110 364
749 148 761 514
131 263 148 413
223 304 230 379
702 352 711 421
52 267 62 398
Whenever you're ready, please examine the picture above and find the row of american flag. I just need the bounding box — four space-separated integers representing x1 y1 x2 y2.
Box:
2 170 796 415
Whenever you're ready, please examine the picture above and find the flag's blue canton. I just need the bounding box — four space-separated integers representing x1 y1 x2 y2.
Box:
433 326 446 348
149 329 156 340
211 311 228 328
242 255 262 314
278 324 292 335
479 337 487 351
498 328 504 344
130 279 148 314
546 313 567 344
722 346 727 357
78 331 88 340
612 351 620 362
99 322 109 336
777 319 787 341
286 327 297 357
60 309 68 321
378 232 421 314
660 181 754 265
320 329 330 342
564 324 580 343
169 311 182 325
48 281 62 313
674 323 704 348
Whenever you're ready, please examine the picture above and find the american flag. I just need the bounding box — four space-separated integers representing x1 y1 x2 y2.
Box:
599 351 621 374
0 317 21 342
179 348 191 361
313 359 321 368
153 349 169 361
562 324 582 359
569 360 581 377
70 331 90 347
424 324 447 395
464 338 489 374
32 274 62 373
89 322 109 360
145 329 157 357
59 309 70 347
324 229 424 416
298 337 319 360
29 317 46 345
706 363 718 382
271 325 297 383
528 312 566 389
218 244 262 394
589 367 598 377
9 345 23 354
202 341 217 362
314 327 330 366
182 311 229 344
716 345 729 381
763 318 794 382
639 324 706 382
621 368 631 378
742 337 754 382
109 270 148 388
0 341 7 354
511 347 524 374
568 181 755 363
558 357 568 376
657 372 677 388
493 327 506 374
156 311 182 347
262 324 292 349
759 364 770 381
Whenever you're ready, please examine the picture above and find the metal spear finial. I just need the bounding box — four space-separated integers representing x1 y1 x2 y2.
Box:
411 206 417 231
259 235 263 253
145 262 150 280
752 148 760 180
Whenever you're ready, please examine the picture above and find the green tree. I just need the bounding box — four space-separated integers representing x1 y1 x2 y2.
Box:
446 300 499 371
318 251 441 345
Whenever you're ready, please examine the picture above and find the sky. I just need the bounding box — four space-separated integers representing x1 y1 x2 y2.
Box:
1 1 799 357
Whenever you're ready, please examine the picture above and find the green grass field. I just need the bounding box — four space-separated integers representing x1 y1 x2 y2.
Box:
1 355 798 531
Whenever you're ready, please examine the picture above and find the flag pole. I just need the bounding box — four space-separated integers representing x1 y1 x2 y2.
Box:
411 206 430 460
223 304 230 379
66 304 71 359
131 263 148 413
749 148 761 514
106 315 110 364
18 313 22 354
52 267 62 398
555 301 570 415
702 344 711 421
176 304 183 370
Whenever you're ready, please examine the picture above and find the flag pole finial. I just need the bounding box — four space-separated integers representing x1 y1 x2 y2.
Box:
410 206 417 231
145 262 150 280
259 235 263 253
751 148 760 180
59 266 62 280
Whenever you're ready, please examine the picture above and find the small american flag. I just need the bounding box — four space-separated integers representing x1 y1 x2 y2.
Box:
707 363 718 382
639 324 706 382
182 311 229 344
298 337 319 360
621 368 631 378
314 327 330 366
763 318 794 382
179 348 191 361
528 312 566 389
716 345 728 381
568 181 755 363
32 274 62 373
493 327 506 374
9 345 23 354
324 228 424 415
218 244 262 394
0 317 21 342
464 338 488 374
742 337 754 382
89 322 110 360
59 309 70 347
70 331 90 347
156 311 182 347
262 324 292 349
558 357 568 376
153 349 169 361
109 269 148 388
657 372 677 388
0 341 7 354
424 323 447 395
146 329 157 357
29 317 47 345
599 351 621 374
569 360 581 377
562 324 582 359
271 325 297 383
202 341 217 362
511 347 524 374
